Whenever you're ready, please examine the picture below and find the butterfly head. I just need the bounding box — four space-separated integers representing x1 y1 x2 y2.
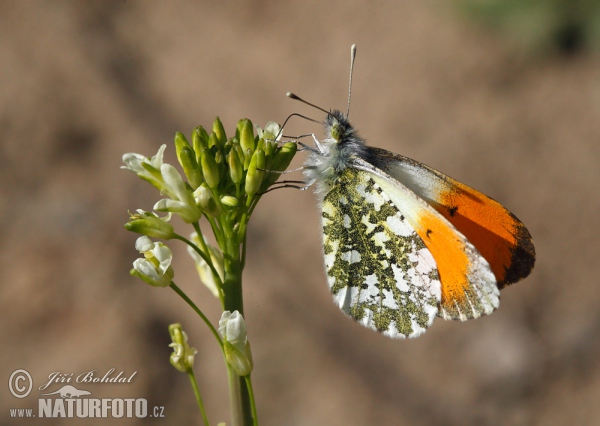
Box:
326 110 353 144
323 109 366 158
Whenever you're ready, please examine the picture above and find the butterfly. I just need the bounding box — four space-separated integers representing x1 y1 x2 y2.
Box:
286 45 535 338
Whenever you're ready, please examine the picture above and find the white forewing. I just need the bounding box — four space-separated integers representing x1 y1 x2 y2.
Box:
321 167 441 338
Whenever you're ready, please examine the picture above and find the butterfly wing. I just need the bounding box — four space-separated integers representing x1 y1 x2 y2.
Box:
322 167 441 338
352 157 501 322
365 146 535 289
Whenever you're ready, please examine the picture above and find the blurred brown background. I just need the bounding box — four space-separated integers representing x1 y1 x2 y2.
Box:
2 1 600 425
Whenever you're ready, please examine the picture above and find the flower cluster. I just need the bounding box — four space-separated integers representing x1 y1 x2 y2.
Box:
123 118 296 226
123 117 292 423
123 117 297 296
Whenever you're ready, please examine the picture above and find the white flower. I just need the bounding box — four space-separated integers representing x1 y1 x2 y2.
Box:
135 235 154 252
256 121 282 142
153 163 202 223
130 237 174 287
122 145 169 194
219 311 253 376
187 233 223 298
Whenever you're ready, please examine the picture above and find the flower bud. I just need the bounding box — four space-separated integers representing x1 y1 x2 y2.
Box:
125 210 175 240
201 148 220 189
234 144 246 170
179 147 203 189
214 150 223 167
256 136 266 153
174 132 192 166
193 126 209 163
221 195 238 207
219 311 253 376
168 323 197 373
263 137 276 164
261 142 298 190
245 148 265 200
239 119 255 158
212 117 227 146
243 148 253 170
227 149 243 184
208 132 219 149
194 184 221 217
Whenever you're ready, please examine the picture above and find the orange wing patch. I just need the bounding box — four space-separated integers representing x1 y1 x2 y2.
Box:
365 146 535 290
366 169 500 321
434 179 535 289
412 204 498 320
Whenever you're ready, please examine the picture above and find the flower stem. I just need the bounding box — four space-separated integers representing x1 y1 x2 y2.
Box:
244 375 258 426
188 370 210 426
169 282 223 349
227 367 244 426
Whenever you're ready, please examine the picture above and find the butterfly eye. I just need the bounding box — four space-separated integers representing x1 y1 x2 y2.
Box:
331 122 341 142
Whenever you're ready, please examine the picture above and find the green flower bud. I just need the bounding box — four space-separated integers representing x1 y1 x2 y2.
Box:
227 149 243 184
245 148 265 201
215 149 223 166
239 119 255 158
223 341 253 377
236 118 245 139
179 147 203 189
174 132 192 166
244 148 253 170
125 210 175 239
256 136 266 153
263 138 276 163
193 126 209 163
212 117 227 146
208 132 219 149
234 144 246 170
224 138 233 154
201 148 220 189
214 149 225 184
261 142 298 190
221 195 238 207
168 323 197 373
194 184 221 217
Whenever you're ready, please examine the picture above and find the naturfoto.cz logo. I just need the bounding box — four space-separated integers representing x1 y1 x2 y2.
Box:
8 368 165 419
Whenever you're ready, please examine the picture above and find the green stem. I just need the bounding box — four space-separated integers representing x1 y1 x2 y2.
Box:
227 367 244 426
169 282 223 349
188 370 210 426
244 375 258 426
219 242 253 425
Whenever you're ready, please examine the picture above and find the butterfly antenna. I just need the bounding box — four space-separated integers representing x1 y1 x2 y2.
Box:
286 92 330 116
346 44 357 118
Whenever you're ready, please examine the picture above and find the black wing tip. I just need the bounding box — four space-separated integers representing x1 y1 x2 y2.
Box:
499 229 536 289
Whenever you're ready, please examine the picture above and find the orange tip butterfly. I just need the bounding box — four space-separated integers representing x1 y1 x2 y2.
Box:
287 45 535 338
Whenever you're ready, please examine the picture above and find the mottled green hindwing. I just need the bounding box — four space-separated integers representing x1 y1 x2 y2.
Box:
322 168 442 338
